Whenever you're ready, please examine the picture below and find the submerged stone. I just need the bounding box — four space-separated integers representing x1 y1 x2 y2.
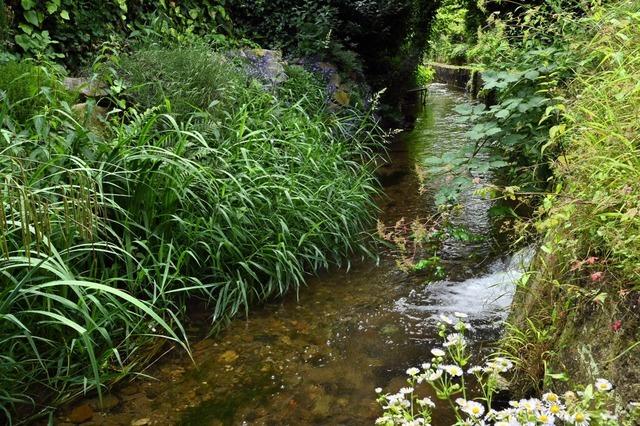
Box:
218 350 239 364
68 404 93 423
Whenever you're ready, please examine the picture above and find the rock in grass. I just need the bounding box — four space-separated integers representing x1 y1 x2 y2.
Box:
63 77 108 98
131 418 151 426
235 49 288 87
68 404 93 423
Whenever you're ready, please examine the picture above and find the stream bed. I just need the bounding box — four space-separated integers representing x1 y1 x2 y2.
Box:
68 84 531 426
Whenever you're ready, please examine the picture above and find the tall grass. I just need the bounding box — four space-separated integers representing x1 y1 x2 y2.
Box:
0 46 382 422
537 1 640 286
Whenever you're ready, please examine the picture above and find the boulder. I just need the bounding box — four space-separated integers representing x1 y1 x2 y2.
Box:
236 49 288 87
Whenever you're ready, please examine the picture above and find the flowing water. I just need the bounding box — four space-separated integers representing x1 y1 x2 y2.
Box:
73 84 531 426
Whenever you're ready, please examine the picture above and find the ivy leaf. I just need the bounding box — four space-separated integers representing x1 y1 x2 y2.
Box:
24 10 42 26
46 0 60 14
495 109 510 119
18 22 33 35
21 0 36 10
524 70 540 80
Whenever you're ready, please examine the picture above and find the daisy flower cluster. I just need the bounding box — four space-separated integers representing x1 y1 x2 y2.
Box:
375 313 624 426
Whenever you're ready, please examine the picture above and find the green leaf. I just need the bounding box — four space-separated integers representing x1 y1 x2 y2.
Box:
21 0 36 10
24 10 42 26
18 22 33 35
46 0 60 14
495 109 510 119
60 10 70 20
14 34 34 50
524 70 540 80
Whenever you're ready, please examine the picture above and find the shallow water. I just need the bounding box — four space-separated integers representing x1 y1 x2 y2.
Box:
80 84 529 426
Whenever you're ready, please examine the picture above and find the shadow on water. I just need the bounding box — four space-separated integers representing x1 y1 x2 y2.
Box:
90 84 531 426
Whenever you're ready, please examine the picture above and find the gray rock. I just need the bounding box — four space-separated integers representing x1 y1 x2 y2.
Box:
63 77 108 98
236 49 288 87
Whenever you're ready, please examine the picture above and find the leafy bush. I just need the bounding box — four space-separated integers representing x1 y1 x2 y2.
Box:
428 0 472 64
421 1 598 206
2 0 230 66
415 65 435 87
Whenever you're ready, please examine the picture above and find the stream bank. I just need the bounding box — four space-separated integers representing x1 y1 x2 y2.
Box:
58 84 526 426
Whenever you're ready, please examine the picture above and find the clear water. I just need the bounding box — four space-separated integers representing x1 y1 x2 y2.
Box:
86 84 530 426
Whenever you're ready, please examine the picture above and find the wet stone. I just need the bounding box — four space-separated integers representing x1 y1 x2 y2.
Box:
119 384 139 396
68 404 94 423
89 394 120 411
311 394 335 418
218 350 239 363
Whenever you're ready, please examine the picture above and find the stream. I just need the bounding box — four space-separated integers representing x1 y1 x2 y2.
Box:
69 84 532 426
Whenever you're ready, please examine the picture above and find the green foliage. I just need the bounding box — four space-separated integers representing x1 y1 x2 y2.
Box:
415 65 435 87
0 60 74 122
428 0 473 64
227 0 439 122
116 45 243 116
0 44 383 422
538 2 640 287
423 1 599 206
279 64 327 109
502 0 640 408
2 0 231 67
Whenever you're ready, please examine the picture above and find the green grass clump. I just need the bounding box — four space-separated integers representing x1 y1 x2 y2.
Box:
0 61 74 123
0 45 382 422
117 46 243 116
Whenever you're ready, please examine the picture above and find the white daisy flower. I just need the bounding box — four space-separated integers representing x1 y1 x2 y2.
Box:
439 314 454 325
536 412 555 425
442 364 463 377
406 367 420 376
431 348 446 357
399 387 414 395
455 397 468 407
547 402 565 416
468 366 483 374
426 369 443 381
443 333 466 347
417 397 435 408
595 378 613 392
375 387 382 393
462 400 485 418
572 411 590 426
